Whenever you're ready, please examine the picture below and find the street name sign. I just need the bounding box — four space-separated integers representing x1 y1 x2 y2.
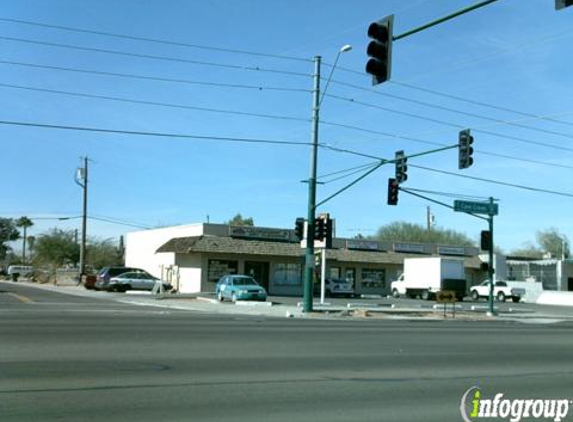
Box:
453 200 498 216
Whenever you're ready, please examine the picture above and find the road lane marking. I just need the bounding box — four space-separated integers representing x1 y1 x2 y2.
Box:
6 292 35 303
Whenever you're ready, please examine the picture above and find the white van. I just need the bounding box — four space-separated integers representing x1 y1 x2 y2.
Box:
7 265 34 279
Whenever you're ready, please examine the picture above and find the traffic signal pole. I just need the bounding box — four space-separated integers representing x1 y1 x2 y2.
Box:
303 56 321 313
487 197 496 316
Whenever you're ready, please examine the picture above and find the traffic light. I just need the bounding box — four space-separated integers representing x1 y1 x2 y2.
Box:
313 215 334 247
366 14 394 85
395 150 408 184
324 217 333 249
294 218 305 240
458 129 474 169
481 230 492 251
556 0 573 10
314 217 326 241
387 178 399 205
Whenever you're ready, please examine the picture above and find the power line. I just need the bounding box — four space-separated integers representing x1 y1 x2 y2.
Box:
390 80 573 128
0 119 311 146
323 92 573 152
325 86 573 140
321 163 381 184
0 59 310 93
88 215 151 230
0 82 309 124
323 144 573 199
0 35 312 78
409 164 573 199
318 162 380 180
0 16 312 63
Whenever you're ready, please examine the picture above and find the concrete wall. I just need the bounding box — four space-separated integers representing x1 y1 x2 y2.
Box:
176 253 203 293
125 223 204 279
537 291 573 307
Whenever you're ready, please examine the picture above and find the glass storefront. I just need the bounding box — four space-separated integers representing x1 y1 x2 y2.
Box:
273 263 302 286
360 268 386 289
207 259 238 284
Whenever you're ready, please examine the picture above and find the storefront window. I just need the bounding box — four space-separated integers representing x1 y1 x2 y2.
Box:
274 263 302 285
345 268 356 285
361 269 386 289
208 259 238 283
329 267 341 279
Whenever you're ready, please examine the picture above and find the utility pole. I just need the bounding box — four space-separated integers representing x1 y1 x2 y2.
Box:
303 56 321 313
487 196 495 316
75 157 88 280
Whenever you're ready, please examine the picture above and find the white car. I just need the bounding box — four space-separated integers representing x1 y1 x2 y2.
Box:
470 280 524 303
315 278 355 298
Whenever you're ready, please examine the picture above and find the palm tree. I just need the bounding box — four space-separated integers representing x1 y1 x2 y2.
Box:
16 216 33 264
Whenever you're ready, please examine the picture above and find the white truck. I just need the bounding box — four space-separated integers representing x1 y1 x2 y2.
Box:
390 257 466 301
470 280 525 303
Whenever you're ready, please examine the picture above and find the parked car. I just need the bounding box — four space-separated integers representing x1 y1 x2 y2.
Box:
215 275 267 302
470 280 525 303
95 266 144 291
109 271 172 292
314 278 355 298
7 265 34 281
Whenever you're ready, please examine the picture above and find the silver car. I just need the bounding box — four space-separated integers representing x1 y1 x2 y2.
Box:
108 271 171 293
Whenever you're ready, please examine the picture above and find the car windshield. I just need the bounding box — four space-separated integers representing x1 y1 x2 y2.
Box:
233 277 258 286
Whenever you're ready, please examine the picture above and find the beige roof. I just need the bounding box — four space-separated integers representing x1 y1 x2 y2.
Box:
156 235 483 269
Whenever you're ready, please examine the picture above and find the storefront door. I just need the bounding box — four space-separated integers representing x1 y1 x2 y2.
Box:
245 261 270 290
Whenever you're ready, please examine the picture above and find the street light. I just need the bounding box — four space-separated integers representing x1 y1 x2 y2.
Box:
303 45 351 313
319 44 353 106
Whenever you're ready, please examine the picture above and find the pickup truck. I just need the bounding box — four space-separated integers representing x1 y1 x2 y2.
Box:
470 280 525 303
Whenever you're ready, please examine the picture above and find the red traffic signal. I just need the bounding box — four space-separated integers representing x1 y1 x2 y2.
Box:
387 178 399 205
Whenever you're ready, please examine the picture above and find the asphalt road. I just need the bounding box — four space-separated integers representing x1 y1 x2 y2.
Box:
2 282 573 422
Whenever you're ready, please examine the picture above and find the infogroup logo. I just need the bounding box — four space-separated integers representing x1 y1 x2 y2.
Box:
460 387 571 422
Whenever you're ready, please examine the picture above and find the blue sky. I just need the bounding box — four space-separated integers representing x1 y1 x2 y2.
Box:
2 0 572 253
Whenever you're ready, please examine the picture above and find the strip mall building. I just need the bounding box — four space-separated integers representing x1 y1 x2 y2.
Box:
125 223 488 295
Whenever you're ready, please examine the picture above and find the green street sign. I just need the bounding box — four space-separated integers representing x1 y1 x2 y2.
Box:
453 200 498 216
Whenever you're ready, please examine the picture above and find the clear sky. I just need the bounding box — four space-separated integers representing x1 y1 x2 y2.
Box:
2 0 572 253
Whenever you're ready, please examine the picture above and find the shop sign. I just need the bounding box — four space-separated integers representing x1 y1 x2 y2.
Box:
230 226 290 241
437 246 466 256
346 240 381 251
393 243 425 254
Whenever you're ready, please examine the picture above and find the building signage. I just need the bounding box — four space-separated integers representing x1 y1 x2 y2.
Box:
437 246 466 256
229 226 291 241
346 240 381 251
394 243 425 254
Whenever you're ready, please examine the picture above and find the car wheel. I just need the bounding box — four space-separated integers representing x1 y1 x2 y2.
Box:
392 289 400 299
231 292 237 303
512 297 520 303
497 291 506 302
217 291 224 302
471 290 479 301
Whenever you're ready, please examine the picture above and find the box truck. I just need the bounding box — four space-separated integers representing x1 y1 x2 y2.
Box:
390 257 466 300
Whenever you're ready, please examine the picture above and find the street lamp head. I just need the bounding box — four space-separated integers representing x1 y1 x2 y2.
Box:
339 44 353 53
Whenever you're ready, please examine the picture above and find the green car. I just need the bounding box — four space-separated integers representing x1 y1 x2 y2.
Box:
215 275 268 302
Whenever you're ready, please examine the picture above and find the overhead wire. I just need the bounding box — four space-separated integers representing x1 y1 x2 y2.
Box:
0 119 311 146
0 60 311 93
324 86 573 140
0 16 312 63
389 80 573 128
408 163 573 199
0 36 312 78
0 82 310 124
